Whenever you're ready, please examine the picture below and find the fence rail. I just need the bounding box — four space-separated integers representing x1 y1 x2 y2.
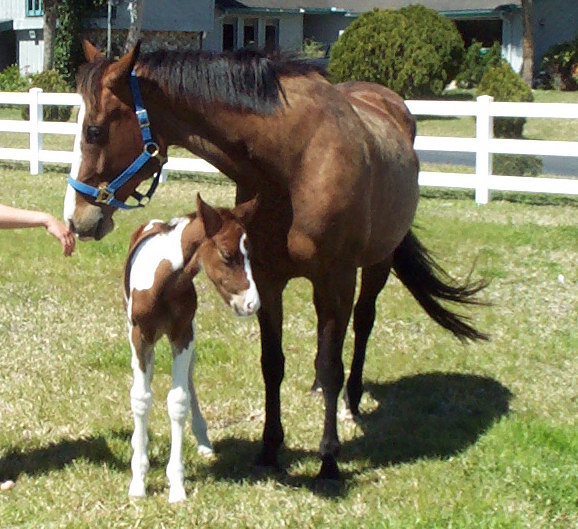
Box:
1 89 578 204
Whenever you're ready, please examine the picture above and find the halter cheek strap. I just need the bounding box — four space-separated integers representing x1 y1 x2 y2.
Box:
67 69 167 210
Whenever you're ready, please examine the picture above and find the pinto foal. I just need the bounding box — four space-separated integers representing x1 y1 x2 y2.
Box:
124 194 259 502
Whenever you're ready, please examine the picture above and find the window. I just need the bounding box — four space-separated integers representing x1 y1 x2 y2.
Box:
222 17 280 52
264 21 279 53
243 19 258 49
26 0 43 17
223 23 236 51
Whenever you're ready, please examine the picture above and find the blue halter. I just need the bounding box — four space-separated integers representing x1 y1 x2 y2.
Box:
67 70 167 210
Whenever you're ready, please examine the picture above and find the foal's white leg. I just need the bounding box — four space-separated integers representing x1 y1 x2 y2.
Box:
128 333 154 498
188 345 213 456
166 341 194 503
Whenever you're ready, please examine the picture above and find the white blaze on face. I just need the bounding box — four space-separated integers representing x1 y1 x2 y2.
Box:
230 233 260 316
129 218 189 291
63 102 86 228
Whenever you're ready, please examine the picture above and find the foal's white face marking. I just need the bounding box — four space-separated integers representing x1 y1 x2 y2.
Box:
230 233 260 317
129 218 189 291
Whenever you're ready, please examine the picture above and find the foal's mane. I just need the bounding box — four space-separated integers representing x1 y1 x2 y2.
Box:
77 48 325 114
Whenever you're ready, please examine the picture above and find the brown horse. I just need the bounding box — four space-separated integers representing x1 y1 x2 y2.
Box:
64 42 487 482
125 193 259 502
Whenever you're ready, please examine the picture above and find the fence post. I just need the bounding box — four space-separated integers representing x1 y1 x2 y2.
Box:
475 95 493 204
160 166 168 183
29 87 43 175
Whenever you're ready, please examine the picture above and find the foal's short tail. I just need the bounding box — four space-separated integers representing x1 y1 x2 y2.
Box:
392 230 489 342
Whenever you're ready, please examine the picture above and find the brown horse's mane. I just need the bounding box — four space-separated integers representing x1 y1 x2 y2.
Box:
77 48 326 115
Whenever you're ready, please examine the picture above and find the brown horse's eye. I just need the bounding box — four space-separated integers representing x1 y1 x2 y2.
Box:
86 125 103 144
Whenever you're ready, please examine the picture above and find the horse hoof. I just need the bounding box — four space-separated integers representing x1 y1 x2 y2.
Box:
128 480 146 498
168 486 187 503
197 444 214 458
316 454 341 482
253 451 285 477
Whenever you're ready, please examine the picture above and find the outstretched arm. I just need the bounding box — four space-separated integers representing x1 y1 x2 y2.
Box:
0 204 76 256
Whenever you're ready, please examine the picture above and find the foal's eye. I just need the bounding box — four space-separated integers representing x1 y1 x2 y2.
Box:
85 125 103 143
218 249 234 264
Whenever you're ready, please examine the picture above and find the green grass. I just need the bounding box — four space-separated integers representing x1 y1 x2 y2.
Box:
1 168 578 526
415 89 578 142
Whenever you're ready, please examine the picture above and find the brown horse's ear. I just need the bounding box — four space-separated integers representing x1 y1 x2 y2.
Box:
103 41 141 90
197 193 223 239
82 39 102 62
233 195 259 225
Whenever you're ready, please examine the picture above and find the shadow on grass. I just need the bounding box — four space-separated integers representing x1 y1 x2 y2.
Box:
342 372 512 466
0 373 512 498
202 371 512 497
0 431 129 483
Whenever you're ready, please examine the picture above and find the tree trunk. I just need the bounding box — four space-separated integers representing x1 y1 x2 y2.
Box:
124 0 145 53
43 0 59 70
521 0 534 87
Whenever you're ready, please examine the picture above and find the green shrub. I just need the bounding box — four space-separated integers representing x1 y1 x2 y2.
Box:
476 62 541 176
493 154 542 177
21 70 72 122
477 62 533 138
0 64 29 92
328 6 464 98
540 34 578 91
0 65 30 110
456 40 503 88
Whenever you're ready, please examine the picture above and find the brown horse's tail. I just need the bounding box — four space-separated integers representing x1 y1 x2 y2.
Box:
392 230 489 342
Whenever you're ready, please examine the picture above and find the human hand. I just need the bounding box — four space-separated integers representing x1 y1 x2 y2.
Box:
44 215 76 256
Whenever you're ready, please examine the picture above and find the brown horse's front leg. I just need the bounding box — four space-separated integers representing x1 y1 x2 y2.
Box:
312 269 357 481
254 277 287 471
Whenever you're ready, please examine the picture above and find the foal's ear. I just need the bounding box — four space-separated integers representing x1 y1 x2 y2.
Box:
82 40 102 62
233 195 259 225
103 41 141 90
197 193 223 239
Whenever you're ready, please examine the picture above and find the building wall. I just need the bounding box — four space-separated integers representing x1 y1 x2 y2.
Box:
83 29 202 57
204 11 302 52
17 28 43 74
303 13 349 48
501 10 523 73
0 0 26 21
533 0 578 68
107 0 214 33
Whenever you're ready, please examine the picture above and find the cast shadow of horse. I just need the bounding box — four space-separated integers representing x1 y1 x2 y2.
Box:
0 431 128 482
206 371 512 495
341 371 512 467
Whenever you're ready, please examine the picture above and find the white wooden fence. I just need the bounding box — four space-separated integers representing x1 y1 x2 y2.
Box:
1 89 578 204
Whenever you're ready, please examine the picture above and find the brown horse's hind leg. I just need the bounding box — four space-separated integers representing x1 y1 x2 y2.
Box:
345 259 392 417
312 269 356 481
255 277 287 472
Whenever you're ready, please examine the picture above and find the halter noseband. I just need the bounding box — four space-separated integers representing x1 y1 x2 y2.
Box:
67 70 167 210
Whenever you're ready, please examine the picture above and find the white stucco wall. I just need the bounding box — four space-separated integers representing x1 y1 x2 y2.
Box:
17 29 43 74
502 10 523 73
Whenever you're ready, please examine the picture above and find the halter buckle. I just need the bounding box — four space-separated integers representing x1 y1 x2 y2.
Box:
145 142 167 165
95 184 113 204
136 108 150 129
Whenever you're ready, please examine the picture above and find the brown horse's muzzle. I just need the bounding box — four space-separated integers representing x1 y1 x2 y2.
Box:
67 202 115 241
